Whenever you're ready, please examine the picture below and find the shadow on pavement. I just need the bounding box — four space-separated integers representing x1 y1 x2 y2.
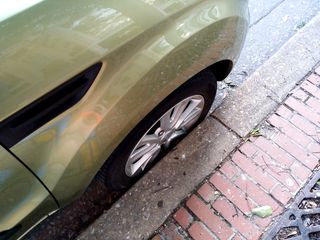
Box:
24 178 123 240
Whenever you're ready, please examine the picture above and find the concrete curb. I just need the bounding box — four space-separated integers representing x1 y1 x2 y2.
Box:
78 13 320 240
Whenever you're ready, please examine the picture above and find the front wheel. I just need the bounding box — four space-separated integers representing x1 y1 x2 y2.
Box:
99 70 217 190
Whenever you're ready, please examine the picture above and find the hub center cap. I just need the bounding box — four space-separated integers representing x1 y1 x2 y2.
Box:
156 128 174 144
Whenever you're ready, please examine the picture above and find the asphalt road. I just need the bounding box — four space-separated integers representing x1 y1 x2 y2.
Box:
25 1 320 240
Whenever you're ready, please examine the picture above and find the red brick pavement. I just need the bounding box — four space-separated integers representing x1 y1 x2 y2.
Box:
152 67 320 240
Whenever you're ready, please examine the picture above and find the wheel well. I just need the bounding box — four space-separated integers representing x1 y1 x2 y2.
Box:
206 60 233 81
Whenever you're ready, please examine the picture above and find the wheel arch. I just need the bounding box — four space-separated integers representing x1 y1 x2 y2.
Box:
207 59 233 81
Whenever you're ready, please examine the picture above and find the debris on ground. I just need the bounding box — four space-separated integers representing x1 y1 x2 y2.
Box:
224 78 238 88
275 227 300 240
249 128 263 137
251 206 273 218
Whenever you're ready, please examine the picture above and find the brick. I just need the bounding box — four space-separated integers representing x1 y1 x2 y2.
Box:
239 141 258 158
151 235 161 240
252 152 299 193
308 142 320 159
276 105 293 120
292 89 309 101
212 198 260 240
210 172 256 214
301 81 320 99
220 161 241 180
186 195 233 239
234 174 280 212
268 114 312 147
274 133 318 170
253 215 273 229
285 97 320 126
306 97 320 113
188 222 217 240
173 207 193 229
308 74 320 86
197 183 217 203
232 151 277 191
290 113 318 137
290 161 312 183
161 223 185 240
233 234 244 240
271 184 292 205
254 137 294 167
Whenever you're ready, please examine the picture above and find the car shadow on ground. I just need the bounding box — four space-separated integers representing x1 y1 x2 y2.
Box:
24 178 123 240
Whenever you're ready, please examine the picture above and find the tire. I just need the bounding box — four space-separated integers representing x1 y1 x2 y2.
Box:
98 70 217 190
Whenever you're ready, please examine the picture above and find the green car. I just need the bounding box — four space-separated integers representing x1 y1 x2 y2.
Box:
0 0 249 239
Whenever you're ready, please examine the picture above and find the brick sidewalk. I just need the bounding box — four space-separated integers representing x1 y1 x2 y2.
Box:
152 67 320 240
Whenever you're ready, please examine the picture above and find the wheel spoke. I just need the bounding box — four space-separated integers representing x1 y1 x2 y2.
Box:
130 134 160 162
129 144 161 175
175 99 202 129
138 134 160 146
130 154 152 176
160 110 172 131
170 100 189 128
141 146 161 170
179 106 202 129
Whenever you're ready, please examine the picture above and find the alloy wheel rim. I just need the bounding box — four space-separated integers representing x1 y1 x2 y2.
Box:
125 95 205 177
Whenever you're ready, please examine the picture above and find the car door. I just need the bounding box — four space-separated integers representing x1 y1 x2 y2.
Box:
0 146 58 240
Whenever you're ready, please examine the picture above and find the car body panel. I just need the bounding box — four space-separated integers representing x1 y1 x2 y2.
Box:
0 146 57 234
0 0 247 122
0 0 249 238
